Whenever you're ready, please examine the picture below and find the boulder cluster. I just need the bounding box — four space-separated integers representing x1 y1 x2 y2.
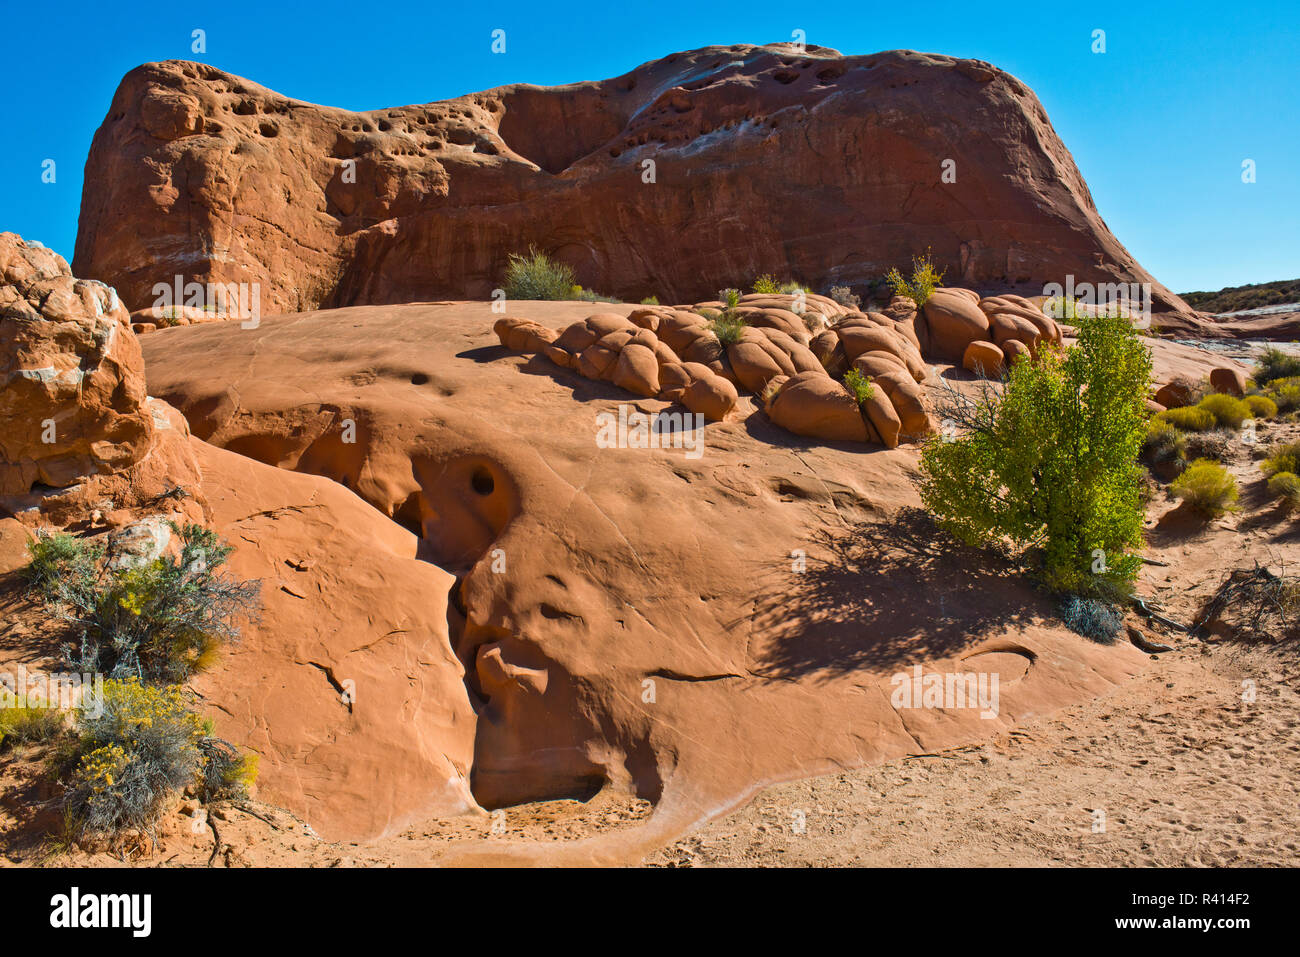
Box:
918 288 1064 375
495 288 1069 449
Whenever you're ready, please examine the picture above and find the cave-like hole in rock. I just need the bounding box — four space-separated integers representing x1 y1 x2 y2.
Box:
471 466 495 496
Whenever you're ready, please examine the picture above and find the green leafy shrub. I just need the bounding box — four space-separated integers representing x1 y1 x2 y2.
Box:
919 309 1152 599
1254 347 1300 387
778 281 811 295
639 296 659 306
752 274 780 295
1262 440 1300 477
1155 406 1216 432
1267 472 1300 510
503 247 576 301
719 288 742 309
1171 458 1238 516
1059 595 1123 643
884 249 945 307
842 369 876 404
29 523 260 684
1245 394 1278 419
1196 393 1253 429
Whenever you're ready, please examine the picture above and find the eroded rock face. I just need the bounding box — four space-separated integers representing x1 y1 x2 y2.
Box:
190 442 477 841
141 300 1157 850
0 233 153 495
75 44 1190 317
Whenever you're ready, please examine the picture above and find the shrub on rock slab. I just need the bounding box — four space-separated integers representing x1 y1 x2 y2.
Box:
503 247 576 301
919 309 1151 599
884 250 945 308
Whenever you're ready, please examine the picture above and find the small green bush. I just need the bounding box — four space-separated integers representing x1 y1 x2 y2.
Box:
1141 419 1186 466
1196 393 1253 429
0 691 65 750
1155 406 1216 432
708 312 747 346
1262 440 1300 477
196 731 260 802
778 281 811 295
639 296 659 306
1244 394 1278 419
1254 347 1300 387
718 288 742 309
751 274 780 295
1059 594 1123 643
1267 471 1300 510
570 285 620 304
1171 458 1238 516
29 523 261 684
885 249 945 307
1263 376 1300 413
503 247 576 301
24 530 101 597
842 369 876 404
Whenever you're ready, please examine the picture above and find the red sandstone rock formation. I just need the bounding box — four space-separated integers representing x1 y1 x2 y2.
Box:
1 233 154 495
139 299 1173 843
74 44 1191 318
0 235 475 841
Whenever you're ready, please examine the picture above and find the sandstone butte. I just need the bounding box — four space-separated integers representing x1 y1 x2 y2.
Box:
74 43 1196 323
0 44 1262 863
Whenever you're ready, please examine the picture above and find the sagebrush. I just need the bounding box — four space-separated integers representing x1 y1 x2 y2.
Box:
503 247 576 301
28 524 260 684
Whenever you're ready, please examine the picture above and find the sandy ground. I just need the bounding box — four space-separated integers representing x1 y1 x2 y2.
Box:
646 641 1299 866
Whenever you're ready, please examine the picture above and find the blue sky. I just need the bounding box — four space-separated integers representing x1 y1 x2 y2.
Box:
1 0 1295 293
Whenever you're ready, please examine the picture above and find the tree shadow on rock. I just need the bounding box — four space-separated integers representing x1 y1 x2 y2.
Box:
745 507 1048 682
